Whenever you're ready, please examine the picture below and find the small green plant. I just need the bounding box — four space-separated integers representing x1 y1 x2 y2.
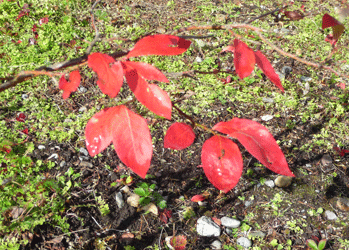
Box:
95 196 110 216
306 239 326 250
133 182 167 209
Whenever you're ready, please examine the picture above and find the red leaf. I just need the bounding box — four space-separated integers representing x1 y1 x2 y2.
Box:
254 50 284 92
16 112 26 122
325 34 338 46
124 64 171 119
39 16 49 25
191 194 205 202
126 34 191 58
59 70 81 99
88 53 123 98
213 118 294 177
159 208 172 224
201 135 243 193
123 61 169 83
22 128 28 134
322 14 345 41
170 235 187 250
164 122 195 150
85 105 152 178
221 45 235 53
234 39 255 79
338 82 346 89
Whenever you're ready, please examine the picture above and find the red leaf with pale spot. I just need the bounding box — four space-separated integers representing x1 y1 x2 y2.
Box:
126 34 191 58
213 118 294 177
234 39 255 79
124 63 172 119
85 105 152 178
59 70 81 99
88 53 123 98
164 122 195 150
201 135 243 193
254 50 284 92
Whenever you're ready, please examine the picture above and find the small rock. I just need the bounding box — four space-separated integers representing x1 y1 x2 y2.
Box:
264 180 275 188
262 97 274 103
22 94 29 99
64 118 73 123
211 240 222 249
115 192 124 209
60 161 66 167
48 153 58 160
38 145 45 150
78 106 87 113
79 147 89 156
237 237 252 248
275 176 293 188
121 186 130 194
305 164 312 168
281 66 292 75
80 161 93 168
196 216 221 237
244 200 252 207
221 216 241 228
127 193 140 207
336 197 349 212
195 56 203 63
261 115 273 121
196 39 206 48
248 231 266 238
325 210 337 221
300 76 312 82
321 154 332 166
198 201 207 206
142 203 158 216
225 228 232 234
78 86 87 93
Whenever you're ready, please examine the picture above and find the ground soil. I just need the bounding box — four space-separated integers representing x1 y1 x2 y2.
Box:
10 0 349 249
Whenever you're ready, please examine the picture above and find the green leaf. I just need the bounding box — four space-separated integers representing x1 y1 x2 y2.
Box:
318 239 327 250
306 239 318 250
134 187 146 197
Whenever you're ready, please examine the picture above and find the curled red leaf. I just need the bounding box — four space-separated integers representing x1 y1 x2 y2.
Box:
254 50 284 92
126 34 191 58
191 195 206 202
322 14 345 41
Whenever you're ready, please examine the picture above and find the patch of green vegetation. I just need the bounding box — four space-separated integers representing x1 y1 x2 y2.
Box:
133 182 167 209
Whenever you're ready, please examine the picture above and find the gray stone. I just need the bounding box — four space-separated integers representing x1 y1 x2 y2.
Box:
115 192 124 209
245 200 252 207
264 180 275 188
80 161 93 168
22 94 29 99
262 97 274 103
196 216 221 237
79 86 87 93
211 240 222 249
336 197 349 212
60 161 66 167
275 176 293 188
248 231 266 238
195 56 203 63
48 153 58 160
78 106 87 113
276 72 285 80
321 154 332 166
261 115 273 121
79 147 89 156
281 66 292 75
221 216 241 228
300 76 312 82
38 145 45 150
237 237 252 248
325 210 337 221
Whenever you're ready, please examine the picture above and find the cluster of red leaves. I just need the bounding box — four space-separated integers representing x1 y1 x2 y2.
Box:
223 39 284 92
59 34 295 192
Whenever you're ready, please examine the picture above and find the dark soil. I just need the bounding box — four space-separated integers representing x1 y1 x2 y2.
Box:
7 0 349 249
